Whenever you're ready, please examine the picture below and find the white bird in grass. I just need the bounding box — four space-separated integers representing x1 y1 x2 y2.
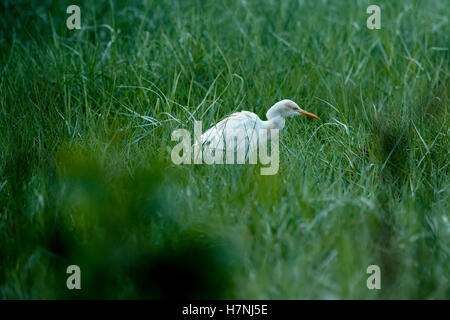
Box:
197 99 319 161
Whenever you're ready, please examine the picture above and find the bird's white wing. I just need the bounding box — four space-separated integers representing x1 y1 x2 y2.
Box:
200 111 261 150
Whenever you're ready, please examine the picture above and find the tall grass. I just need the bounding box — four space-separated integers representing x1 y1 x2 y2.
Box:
0 0 448 299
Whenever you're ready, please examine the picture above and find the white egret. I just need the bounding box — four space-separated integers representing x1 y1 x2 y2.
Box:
195 99 319 163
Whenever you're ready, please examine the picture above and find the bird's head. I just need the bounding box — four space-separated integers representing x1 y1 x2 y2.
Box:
266 99 319 120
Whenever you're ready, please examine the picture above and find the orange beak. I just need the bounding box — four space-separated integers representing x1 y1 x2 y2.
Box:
299 109 319 119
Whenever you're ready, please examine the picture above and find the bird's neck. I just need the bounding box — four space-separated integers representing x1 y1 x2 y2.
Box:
263 116 285 130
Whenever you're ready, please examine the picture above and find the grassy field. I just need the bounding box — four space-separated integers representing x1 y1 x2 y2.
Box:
0 0 448 299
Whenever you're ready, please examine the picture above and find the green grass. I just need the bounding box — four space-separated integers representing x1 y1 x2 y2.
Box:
0 0 449 299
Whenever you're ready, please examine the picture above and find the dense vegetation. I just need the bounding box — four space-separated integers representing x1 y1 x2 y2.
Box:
0 0 448 298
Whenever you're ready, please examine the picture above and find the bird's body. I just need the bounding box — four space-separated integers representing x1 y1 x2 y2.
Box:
200 111 272 151
195 99 318 162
